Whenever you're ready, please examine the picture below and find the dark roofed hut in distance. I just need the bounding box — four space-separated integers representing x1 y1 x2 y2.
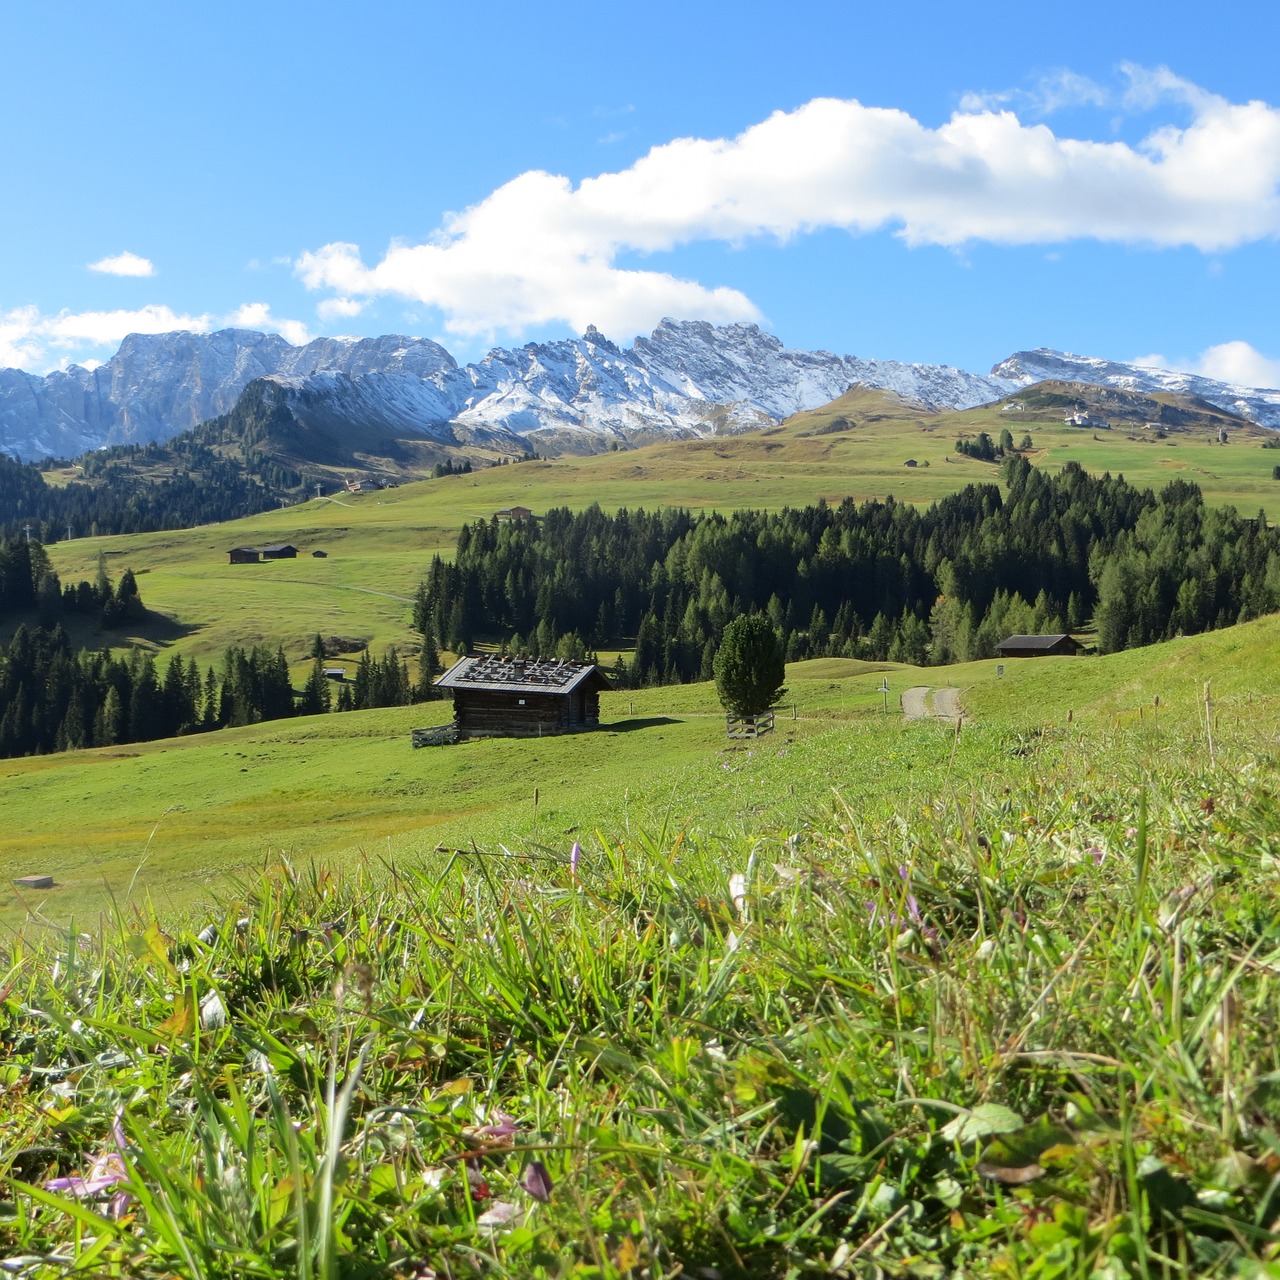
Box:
260 543 299 560
996 634 1084 658
228 546 260 564
434 655 611 740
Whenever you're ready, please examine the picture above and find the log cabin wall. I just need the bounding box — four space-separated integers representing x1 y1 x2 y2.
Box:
454 689 591 738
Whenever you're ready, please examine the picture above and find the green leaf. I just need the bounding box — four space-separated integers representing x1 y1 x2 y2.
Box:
940 1103 1023 1143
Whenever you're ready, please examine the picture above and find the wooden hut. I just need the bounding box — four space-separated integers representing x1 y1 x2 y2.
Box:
228 546 260 564
996 634 1083 658
434 655 611 740
260 543 299 560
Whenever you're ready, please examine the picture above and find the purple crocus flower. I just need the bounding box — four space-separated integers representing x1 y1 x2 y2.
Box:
569 842 582 879
474 1111 521 1141
520 1160 554 1203
44 1116 132 1219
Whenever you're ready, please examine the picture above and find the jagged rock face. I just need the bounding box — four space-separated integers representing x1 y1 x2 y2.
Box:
9 321 1276 463
994 349 1280 428
0 330 457 460
3 319 1021 461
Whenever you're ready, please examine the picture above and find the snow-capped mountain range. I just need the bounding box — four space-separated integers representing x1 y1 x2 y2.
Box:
993 349 1280 428
2 320 1277 462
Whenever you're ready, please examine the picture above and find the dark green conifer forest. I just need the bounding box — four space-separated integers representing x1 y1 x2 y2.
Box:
415 460 1280 685
0 539 421 759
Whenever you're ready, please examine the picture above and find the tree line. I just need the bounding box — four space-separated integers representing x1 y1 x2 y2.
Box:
0 447 288 544
0 625 438 760
414 459 1280 685
0 530 445 758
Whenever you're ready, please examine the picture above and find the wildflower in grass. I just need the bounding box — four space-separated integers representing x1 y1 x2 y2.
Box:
728 872 748 921
569 840 581 880
465 1165 491 1201
520 1160 554 1203
476 1200 520 1227
472 1111 521 1142
44 1116 132 1220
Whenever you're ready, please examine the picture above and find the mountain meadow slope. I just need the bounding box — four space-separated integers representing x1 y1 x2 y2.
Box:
33 381 1280 676
5 371 1280 1276
2 613 1280 1276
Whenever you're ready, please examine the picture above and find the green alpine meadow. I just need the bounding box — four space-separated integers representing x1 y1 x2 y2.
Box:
3 448 1280 1274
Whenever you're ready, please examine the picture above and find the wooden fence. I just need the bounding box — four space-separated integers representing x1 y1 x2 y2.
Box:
725 709 776 739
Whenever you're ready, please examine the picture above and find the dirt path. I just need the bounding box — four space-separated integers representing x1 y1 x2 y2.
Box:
901 686 930 719
901 686 962 721
932 687 962 720
271 579 417 603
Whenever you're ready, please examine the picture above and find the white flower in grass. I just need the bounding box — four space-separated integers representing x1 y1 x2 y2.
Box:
728 872 748 921
476 1200 521 1227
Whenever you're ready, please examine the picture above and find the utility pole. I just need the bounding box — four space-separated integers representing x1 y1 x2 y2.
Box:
66 524 73 542
315 483 323 499
23 522 32 544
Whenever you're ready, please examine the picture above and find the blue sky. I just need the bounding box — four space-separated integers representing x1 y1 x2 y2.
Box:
2 0 1279 386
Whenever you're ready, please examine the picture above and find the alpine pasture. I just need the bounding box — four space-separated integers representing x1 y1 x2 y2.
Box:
3 413 1280 1277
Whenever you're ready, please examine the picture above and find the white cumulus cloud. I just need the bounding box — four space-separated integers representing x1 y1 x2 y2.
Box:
960 69 1111 116
225 302 312 347
1134 340 1280 390
1194 341 1280 390
87 251 155 277
295 71 1280 343
316 295 365 322
0 303 211 370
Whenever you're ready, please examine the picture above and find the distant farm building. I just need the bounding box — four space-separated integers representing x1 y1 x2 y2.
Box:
312 550 328 558
1064 411 1109 429
996 634 1084 658
323 666 347 682
228 547 260 564
261 544 298 560
434 655 611 739
495 506 534 521
345 478 382 493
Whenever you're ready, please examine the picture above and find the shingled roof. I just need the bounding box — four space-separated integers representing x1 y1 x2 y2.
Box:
434 655 611 695
997 633 1083 654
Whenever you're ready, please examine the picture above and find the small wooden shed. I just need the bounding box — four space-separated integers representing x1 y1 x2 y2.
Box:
261 543 299 560
996 633 1083 658
434 655 611 740
229 546 260 564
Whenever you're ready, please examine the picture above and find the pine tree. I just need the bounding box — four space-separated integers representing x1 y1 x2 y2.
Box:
713 614 786 718
413 628 441 702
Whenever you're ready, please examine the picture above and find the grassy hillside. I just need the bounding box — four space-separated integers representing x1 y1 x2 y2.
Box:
37 384 1280 673
4 613 1277 932
3 616 1280 1276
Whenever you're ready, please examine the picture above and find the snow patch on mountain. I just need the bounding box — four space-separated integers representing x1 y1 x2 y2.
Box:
0 319 1021 462
9 321 1276 464
993 348 1280 428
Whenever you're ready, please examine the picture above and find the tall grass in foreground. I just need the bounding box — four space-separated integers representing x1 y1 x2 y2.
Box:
2 717 1280 1278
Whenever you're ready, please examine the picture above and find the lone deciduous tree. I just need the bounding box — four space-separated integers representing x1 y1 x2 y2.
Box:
713 614 786 718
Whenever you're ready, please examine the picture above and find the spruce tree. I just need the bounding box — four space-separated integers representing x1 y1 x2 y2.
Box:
713 614 786 718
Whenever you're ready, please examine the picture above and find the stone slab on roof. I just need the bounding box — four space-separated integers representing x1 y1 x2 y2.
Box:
434 655 611 695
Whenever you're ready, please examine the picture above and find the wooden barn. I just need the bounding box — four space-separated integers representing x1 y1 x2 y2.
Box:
228 546 260 564
997 633 1084 658
261 543 299 560
434 655 611 740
